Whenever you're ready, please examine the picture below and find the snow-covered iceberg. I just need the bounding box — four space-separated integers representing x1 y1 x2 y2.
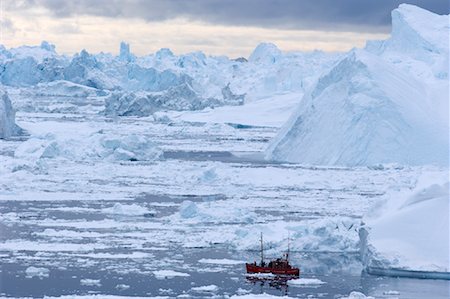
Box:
0 89 22 138
359 177 450 279
266 4 449 167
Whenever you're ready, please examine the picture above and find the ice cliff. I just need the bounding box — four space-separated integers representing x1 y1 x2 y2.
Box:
359 176 449 278
0 90 22 138
266 4 449 167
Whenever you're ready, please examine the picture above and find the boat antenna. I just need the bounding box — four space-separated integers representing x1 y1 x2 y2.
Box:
260 232 264 265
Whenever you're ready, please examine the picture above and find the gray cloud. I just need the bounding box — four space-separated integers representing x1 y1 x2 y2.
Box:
5 0 449 33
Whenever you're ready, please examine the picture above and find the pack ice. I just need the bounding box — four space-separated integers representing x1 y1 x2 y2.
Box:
266 4 449 167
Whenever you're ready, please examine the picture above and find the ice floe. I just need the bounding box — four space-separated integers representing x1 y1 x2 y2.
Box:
153 270 190 279
25 266 50 278
287 278 326 286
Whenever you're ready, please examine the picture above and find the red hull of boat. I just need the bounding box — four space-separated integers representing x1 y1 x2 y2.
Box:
246 263 300 276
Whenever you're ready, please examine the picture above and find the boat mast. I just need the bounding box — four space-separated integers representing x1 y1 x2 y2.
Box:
260 232 264 265
287 231 290 261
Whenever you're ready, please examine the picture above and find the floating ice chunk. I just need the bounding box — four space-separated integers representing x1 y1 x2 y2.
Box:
198 258 245 265
338 292 374 299
153 270 190 279
42 295 171 299
190 284 218 292
25 266 49 278
15 133 162 162
102 203 156 217
236 288 251 295
383 290 400 295
245 273 275 278
179 201 199 219
115 284 130 290
80 278 102 287
287 278 325 287
231 293 296 299
198 167 218 183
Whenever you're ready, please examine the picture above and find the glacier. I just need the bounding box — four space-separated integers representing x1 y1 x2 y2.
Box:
266 4 449 167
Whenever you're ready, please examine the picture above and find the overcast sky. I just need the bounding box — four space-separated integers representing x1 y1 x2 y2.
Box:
1 0 448 57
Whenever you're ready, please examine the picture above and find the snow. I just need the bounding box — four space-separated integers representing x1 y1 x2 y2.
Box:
360 175 450 274
25 266 50 278
0 89 22 138
287 278 326 286
266 6 449 167
153 270 190 279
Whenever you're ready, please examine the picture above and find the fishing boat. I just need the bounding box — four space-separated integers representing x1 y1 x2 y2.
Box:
246 233 300 276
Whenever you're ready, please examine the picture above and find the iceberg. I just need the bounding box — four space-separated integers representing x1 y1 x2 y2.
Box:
359 178 450 279
118 41 134 63
266 5 449 167
0 90 22 138
249 43 282 64
105 81 244 117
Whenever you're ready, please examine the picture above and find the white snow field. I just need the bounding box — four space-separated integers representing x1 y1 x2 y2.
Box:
0 4 448 299
266 4 449 167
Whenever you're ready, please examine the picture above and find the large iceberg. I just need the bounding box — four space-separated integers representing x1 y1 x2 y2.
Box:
0 89 22 138
0 39 336 111
359 177 449 279
266 5 449 167
104 81 244 117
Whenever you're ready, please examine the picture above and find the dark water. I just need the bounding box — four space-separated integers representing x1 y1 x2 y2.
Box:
1 197 449 298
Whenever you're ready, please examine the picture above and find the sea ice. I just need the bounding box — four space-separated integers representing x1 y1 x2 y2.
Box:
287 278 326 286
338 292 374 299
102 203 156 217
153 270 190 279
190 284 219 292
80 278 102 287
198 258 245 265
230 293 296 299
25 266 50 278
